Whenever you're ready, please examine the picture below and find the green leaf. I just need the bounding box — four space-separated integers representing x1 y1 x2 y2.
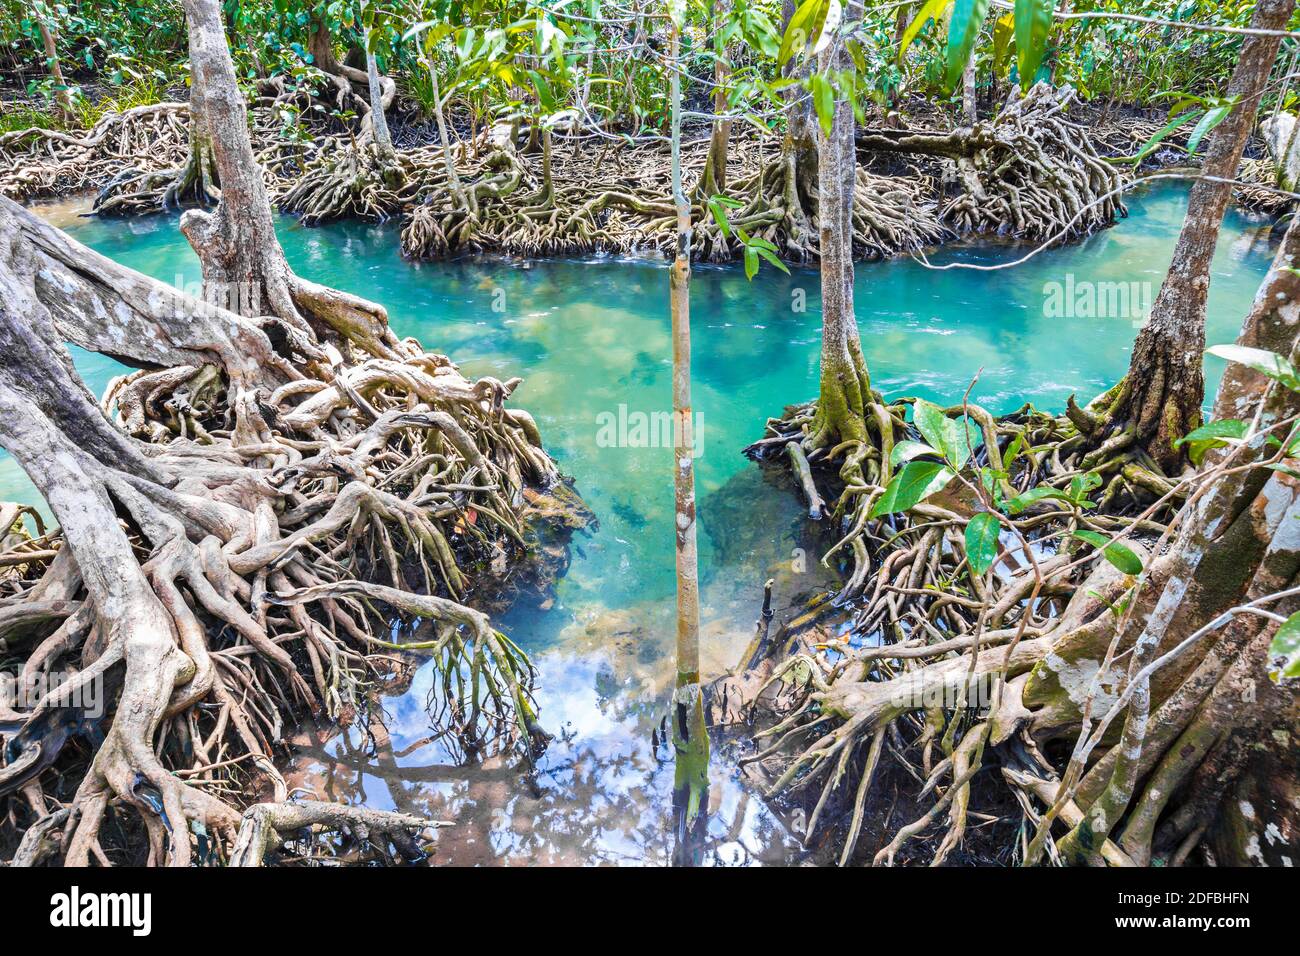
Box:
1185 103 1231 156
1068 471 1103 501
1007 485 1074 514
1207 344 1300 391
1173 418 1248 466
1002 431 1025 467
1072 530 1143 576
755 247 791 274
743 246 759 280
890 439 939 466
1013 0 1053 86
898 0 955 63
965 512 1001 576
869 461 955 518
812 73 835 135
945 0 991 92
1269 611 1300 680
1265 422 1300 456
811 0 843 57
707 196 735 238
1127 109 1199 164
527 69 556 111
913 399 974 469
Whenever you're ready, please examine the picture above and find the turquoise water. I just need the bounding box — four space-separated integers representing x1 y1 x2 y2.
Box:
9 186 1277 864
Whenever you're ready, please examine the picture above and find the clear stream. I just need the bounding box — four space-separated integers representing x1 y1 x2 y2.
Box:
8 185 1276 865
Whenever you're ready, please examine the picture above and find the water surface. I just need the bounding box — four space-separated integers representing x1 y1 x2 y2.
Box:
8 186 1276 864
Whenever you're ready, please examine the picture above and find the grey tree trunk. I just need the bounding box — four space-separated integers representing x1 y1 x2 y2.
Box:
1103 0 1295 473
364 39 396 162
177 0 396 360
808 8 871 450
1048 213 1300 863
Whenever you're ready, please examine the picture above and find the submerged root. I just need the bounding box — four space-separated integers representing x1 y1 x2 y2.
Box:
229 799 451 866
735 370 1202 863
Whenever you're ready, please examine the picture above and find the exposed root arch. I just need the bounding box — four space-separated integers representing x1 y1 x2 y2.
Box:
0 190 580 867
859 83 1127 243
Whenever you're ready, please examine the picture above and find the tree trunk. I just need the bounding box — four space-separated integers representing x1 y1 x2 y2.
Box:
307 18 342 76
1101 0 1295 474
166 108 221 209
35 8 72 116
962 59 977 125
781 0 818 172
420 49 468 211
178 0 395 361
364 38 396 163
1043 211 1300 863
809 26 871 449
0 196 286 384
696 0 733 197
33 7 72 115
668 19 709 863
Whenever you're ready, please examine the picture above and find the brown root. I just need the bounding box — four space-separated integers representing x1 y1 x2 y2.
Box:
0 185 584 867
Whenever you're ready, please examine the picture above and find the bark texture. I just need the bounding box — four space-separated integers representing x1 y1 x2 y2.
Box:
1100 0 1295 474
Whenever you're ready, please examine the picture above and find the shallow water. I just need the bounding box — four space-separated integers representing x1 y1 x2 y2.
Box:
9 185 1277 864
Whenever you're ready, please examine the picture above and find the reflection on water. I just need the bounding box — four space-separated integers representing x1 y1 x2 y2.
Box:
286 650 803 865
10 186 1278 865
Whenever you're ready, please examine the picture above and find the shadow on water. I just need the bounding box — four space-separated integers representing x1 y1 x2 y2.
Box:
8 185 1280 864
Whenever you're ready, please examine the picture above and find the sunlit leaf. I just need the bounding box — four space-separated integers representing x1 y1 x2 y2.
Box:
1185 103 1231 156
754 246 790 274
1207 344 1300 391
778 0 829 67
890 439 939 466
1072 530 1143 575
1269 611 1300 680
869 461 955 518
811 0 842 56
1013 0 1053 86
992 12 1015 79
913 399 974 469
1174 418 1248 466
965 511 1001 576
945 0 991 91
1127 109 1199 164
898 0 955 63
1007 485 1075 513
